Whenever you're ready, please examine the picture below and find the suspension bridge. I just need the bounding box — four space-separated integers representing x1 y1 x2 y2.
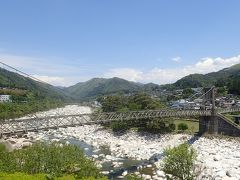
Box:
0 62 240 136
0 106 240 136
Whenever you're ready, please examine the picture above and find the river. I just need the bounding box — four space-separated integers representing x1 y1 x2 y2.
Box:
2 105 240 179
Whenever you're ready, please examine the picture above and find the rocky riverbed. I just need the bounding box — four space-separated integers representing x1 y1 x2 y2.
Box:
1 105 240 180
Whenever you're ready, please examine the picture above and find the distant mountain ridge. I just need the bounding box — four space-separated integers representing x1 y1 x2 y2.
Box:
64 77 161 100
0 67 161 101
52 63 240 100
172 63 240 89
1 63 240 101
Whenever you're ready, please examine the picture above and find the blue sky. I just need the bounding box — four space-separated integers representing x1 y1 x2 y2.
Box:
1 0 240 86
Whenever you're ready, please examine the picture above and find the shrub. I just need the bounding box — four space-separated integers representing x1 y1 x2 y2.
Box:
168 123 176 131
110 121 129 132
0 172 77 180
144 119 177 133
124 174 143 180
99 144 111 155
178 123 188 131
0 173 48 180
162 143 196 180
0 142 104 179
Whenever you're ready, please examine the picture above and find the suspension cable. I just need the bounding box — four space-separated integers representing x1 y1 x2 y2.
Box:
0 61 48 85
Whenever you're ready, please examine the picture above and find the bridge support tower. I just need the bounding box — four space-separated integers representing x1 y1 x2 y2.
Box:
199 86 218 134
199 86 240 136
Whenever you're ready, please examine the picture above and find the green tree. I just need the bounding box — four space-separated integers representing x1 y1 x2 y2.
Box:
99 95 126 112
178 123 188 131
110 121 129 132
0 142 104 179
168 123 176 131
182 88 194 98
217 86 228 96
162 143 196 180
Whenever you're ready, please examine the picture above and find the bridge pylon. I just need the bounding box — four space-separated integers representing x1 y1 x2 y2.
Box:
199 86 240 136
199 86 218 134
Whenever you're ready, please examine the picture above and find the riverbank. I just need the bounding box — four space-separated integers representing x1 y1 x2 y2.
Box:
1 105 240 180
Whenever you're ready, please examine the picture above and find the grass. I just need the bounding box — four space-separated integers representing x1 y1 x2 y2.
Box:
223 113 240 125
173 119 199 133
0 173 108 180
0 173 76 180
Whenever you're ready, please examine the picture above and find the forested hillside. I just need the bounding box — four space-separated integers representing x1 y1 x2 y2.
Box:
0 68 72 119
65 77 162 100
0 67 71 101
171 63 240 94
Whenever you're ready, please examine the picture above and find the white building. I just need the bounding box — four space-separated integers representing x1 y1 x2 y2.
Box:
236 101 240 107
0 95 11 103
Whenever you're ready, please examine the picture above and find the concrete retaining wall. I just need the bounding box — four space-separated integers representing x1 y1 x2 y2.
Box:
199 114 240 137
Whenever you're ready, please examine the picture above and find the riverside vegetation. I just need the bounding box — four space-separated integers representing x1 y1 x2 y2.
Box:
98 93 192 133
0 67 70 120
0 97 63 120
163 143 197 180
0 142 106 179
0 141 197 180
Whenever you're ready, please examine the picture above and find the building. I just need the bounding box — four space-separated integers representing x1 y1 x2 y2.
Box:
171 99 201 110
236 101 240 107
0 95 12 103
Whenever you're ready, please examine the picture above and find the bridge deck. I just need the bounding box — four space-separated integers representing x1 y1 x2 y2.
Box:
0 108 240 135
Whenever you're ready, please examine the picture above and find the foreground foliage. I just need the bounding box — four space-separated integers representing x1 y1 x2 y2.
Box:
163 143 196 180
0 173 107 180
0 142 104 179
0 173 74 180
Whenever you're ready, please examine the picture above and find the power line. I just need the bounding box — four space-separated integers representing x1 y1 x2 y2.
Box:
0 60 49 85
197 86 215 100
0 60 69 96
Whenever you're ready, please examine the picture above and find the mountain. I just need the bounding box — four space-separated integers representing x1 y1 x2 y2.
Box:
173 63 240 89
0 68 162 101
65 77 161 100
0 67 71 101
4 62 239 101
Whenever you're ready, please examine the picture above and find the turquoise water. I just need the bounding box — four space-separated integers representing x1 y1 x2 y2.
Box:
66 137 147 178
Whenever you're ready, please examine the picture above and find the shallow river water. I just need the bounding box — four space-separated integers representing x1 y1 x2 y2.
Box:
48 136 148 179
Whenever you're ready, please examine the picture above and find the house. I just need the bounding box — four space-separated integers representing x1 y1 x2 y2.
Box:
222 99 235 108
0 95 12 102
171 99 201 110
171 99 187 109
236 101 240 107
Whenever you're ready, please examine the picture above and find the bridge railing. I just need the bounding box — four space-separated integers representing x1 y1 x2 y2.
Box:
0 108 240 135
217 107 240 114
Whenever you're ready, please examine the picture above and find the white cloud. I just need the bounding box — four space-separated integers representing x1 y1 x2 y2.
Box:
0 53 97 86
32 75 67 87
0 53 88 75
104 68 143 82
172 56 181 62
104 55 240 84
32 75 92 87
1 52 240 86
